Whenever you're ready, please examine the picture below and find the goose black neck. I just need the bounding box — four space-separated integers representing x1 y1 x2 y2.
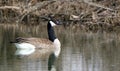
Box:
47 22 56 42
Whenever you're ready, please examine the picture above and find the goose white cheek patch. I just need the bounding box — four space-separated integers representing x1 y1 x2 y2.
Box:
49 21 56 27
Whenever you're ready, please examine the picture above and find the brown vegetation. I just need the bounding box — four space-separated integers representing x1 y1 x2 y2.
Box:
0 0 120 32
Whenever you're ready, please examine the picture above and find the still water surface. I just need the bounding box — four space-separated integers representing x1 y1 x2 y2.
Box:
0 24 120 71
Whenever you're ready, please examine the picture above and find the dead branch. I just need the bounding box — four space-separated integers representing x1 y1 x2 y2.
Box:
18 1 56 23
84 0 114 11
0 6 20 10
0 6 22 14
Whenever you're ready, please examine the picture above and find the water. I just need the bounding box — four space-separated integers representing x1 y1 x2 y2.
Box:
0 24 120 71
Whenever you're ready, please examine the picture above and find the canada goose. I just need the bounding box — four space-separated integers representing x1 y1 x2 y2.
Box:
10 15 61 71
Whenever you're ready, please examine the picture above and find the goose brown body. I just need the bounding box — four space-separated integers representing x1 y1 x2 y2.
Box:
14 37 57 58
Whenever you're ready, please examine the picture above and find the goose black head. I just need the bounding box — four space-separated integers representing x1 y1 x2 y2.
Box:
40 14 62 26
48 15 62 27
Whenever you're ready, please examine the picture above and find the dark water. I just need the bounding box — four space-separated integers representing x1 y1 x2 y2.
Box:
0 24 120 71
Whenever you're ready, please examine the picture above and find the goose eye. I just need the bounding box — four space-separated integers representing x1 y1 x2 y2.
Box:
56 21 59 24
56 21 61 25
